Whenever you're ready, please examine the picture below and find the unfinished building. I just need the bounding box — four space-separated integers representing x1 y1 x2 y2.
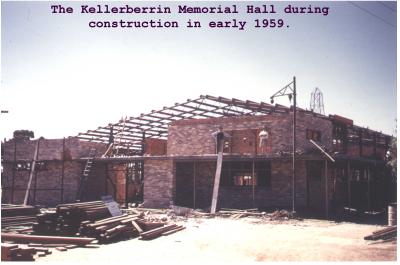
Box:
1 95 395 216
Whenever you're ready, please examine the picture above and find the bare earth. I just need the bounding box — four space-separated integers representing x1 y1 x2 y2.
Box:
37 217 396 262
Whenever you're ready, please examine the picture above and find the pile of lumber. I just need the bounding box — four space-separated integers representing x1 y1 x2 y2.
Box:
1 215 37 230
364 226 397 241
1 243 51 261
1 205 39 217
30 201 185 243
1 205 39 233
79 214 185 243
33 201 112 235
79 214 140 242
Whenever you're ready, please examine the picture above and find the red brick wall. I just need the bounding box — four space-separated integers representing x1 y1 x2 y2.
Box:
172 159 315 210
1 160 82 206
1 137 108 206
167 112 333 156
143 159 174 208
2 137 107 161
144 138 167 155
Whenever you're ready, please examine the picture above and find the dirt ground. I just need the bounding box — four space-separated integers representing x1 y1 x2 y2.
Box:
37 217 396 262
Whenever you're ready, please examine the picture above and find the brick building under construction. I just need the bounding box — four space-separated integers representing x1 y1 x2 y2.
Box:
1 95 395 217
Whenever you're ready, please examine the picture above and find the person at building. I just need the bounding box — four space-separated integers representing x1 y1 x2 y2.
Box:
259 126 269 152
212 126 231 153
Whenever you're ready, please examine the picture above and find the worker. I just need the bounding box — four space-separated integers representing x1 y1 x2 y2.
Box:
259 126 269 152
212 126 231 153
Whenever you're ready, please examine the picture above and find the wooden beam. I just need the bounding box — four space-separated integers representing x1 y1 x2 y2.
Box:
252 160 255 208
309 139 335 162
367 166 371 210
23 139 40 205
347 161 351 208
193 161 196 209
210 141 224 214
325 159 329 219
61 137 65 203
11 140 17 204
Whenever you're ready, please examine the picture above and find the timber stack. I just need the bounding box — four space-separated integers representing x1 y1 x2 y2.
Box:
1 205 39 232
30 201 185 243
1 243 52 261
33 201 112 235
1 204 39 217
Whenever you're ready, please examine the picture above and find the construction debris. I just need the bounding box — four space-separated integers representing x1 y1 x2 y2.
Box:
364 226 397 241
269 210 297 221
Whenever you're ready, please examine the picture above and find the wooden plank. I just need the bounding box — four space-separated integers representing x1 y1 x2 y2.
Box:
325 160 329 219
161 226 185 236
131 220 143 233
210 147 224 214
23 139 40 205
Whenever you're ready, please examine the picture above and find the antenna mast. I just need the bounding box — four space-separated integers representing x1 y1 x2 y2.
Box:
310 87 325 115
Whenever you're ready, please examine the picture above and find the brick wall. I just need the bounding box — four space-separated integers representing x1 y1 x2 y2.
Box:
1 137 108 206
167 112 333 156
2 137 107 161
142 159 174 208
173 160 312 210
144 138 167 155
1 160 82 206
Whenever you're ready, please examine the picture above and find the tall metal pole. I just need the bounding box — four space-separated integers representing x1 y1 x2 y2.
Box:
292 76 297 213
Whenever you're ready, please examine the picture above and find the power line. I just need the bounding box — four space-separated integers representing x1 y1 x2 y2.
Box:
348 1 396 28
379 1 396 12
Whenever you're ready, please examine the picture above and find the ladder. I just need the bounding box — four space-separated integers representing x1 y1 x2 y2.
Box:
76 148 96 201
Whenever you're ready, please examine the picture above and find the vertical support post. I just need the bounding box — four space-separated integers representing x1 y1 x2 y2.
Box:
252 160 255 208
142 131 146 155
33 140 42 204
141 131 145 202
358 129 363 157
104 164 108 195
306 161 309 208
347 161 351 208
254 130 258 155
11 140 17 204
367 166 371 210
343 125 348 153
292 76 297 213
125 164 129 208
60 137 65 203
192 162 195 209
325 159 329 218
24 138 40 205
211 140 224 214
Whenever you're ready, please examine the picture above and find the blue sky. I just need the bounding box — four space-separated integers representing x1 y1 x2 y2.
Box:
1 1 397 140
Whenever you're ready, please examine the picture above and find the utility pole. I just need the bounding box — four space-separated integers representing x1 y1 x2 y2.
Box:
270 77 297 213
